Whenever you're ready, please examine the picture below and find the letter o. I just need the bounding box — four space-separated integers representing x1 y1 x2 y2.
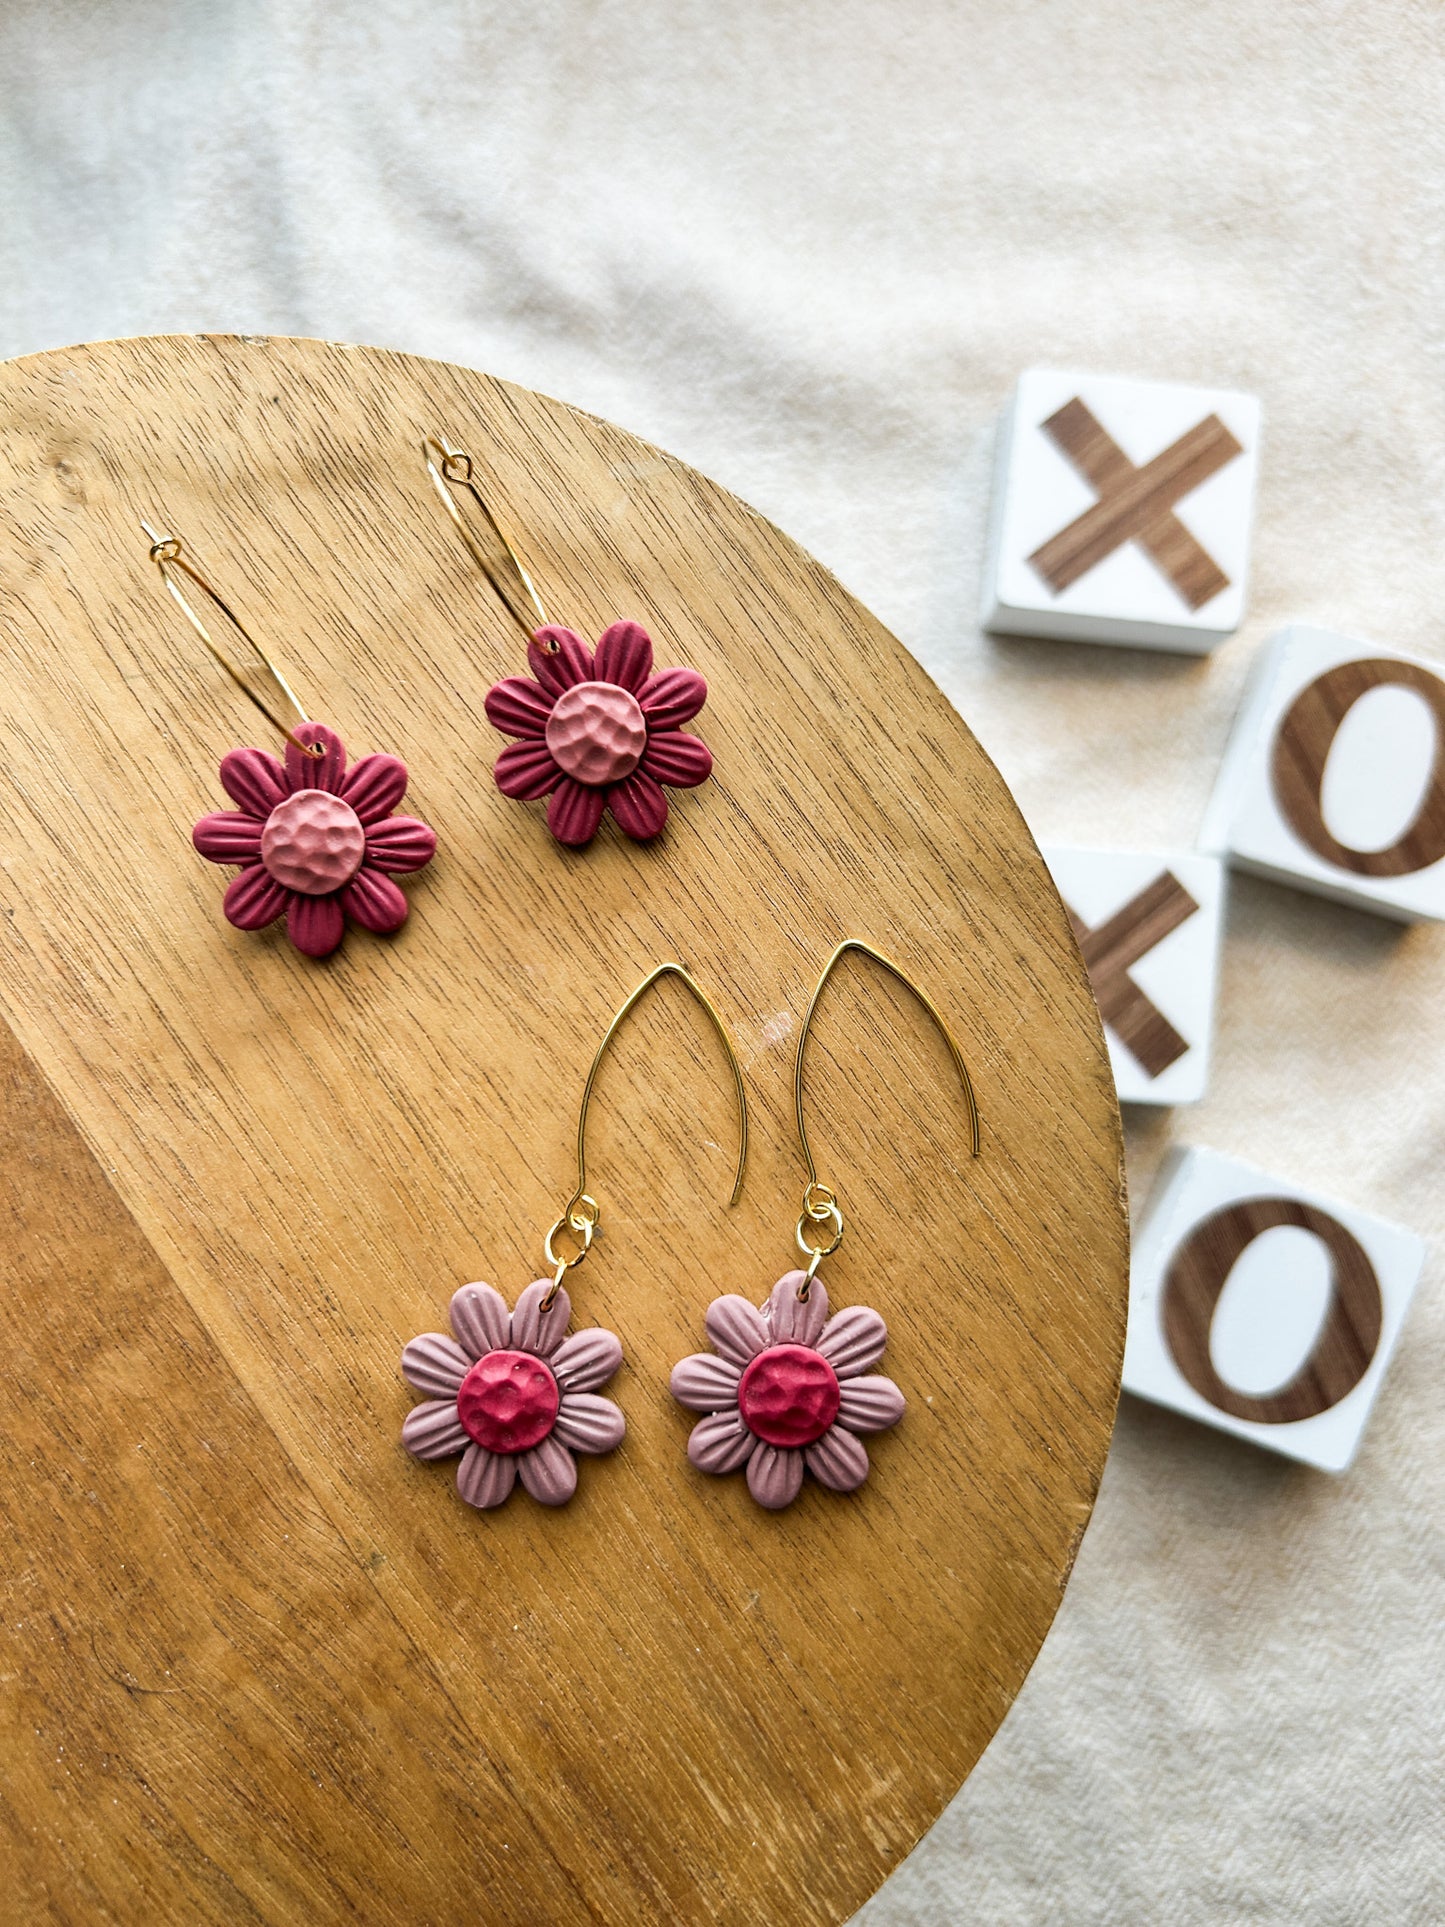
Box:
1270 657 1445 877
1160 1198 1383 1424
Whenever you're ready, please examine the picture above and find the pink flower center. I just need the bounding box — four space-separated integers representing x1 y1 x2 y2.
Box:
260 789 365 894
737 1343 841 1449
455 1349 560 1455
545 680 647 786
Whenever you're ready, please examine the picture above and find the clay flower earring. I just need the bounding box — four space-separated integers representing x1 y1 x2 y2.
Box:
401 962 748 1512
670 941 981 1511
145 523 436 959
423 435 713 849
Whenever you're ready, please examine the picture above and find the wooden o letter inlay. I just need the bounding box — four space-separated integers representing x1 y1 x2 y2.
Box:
1270 657 1445 877
1160 1198 1383 1424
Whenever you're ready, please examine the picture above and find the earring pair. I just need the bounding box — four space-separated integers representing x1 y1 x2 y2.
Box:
398 943 980 1514
150 431 712 957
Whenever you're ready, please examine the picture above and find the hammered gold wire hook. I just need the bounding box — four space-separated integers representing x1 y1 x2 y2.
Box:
141 521 322 759
792 939 981 1289
421 434 551 646
539 962 749 1310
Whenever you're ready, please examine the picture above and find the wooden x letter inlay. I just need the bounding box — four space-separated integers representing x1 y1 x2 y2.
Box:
1068 870 1201 1079
1028 398 1244 609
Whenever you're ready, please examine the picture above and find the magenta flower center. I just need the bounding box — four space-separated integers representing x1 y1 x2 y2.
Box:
455 1349 560 1455
737 1343 841 1448
545 680 647 786
260 789 365 894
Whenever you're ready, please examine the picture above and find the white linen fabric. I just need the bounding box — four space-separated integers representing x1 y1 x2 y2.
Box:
1 3 1441 1920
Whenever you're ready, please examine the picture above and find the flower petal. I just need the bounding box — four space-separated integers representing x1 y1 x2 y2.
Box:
401 1332 472 1399
607 770 668 841
639 667 707 730
517 1434 578 1506
805 1424 870 1493
747 1444 804 1510
640 730 713 790
362 816 437 874
551 1327 623 1393
457 1443 517 1509
553 1392 626 1456
817 1305 890 1379
836 1375 906 1434
193 810 264 864
341 867 409 935
592 620 654 693
511 1279 570 1356
341 752 409 824
222 865 288 931
548 778 608 848
402 1399 469 1462
485 676 555 739
494 739 561 800
688 1410 757 1475
763 1271 828 1346
670 1353 743 1413
286 892 345 959
219 746 287 816
450 1282 511 1359
528 627 594 696
286 721 346 793
705 1296 769 1366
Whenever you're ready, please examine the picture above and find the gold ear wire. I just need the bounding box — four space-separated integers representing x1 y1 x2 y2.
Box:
792 939 981 1286
421 434 550 645
541 962 749 1307
141 521 322 759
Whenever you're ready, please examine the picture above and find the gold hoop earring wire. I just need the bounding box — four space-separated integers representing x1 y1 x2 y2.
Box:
541 961 749 1310
141 521 322 760
793 939 981 1292
421 434 552 648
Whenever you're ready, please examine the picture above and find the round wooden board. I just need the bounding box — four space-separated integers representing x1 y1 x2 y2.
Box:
0 336 1126 1926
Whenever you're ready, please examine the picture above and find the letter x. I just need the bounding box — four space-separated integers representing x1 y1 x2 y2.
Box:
1028 398 1244 610
1067 871 1200 1079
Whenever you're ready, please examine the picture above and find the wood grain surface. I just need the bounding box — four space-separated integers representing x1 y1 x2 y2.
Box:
0 334 1127 1927
1160 1196 1383 1426
1028 396 1242 607
1270 654 1445 878
1067 869 1200 1079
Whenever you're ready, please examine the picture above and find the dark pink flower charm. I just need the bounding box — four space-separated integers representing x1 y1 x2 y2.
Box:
484 620 712 848
671 1272 904 1510
401 1279 625 1510
192 721 436 959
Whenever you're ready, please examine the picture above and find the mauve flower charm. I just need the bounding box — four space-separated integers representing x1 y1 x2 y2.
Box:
402 1279 625 1510
484 620 712 848
671 1272 904 1510
192 721 436 959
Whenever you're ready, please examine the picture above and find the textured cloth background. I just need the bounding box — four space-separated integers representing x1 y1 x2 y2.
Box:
2 4 1442 1920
